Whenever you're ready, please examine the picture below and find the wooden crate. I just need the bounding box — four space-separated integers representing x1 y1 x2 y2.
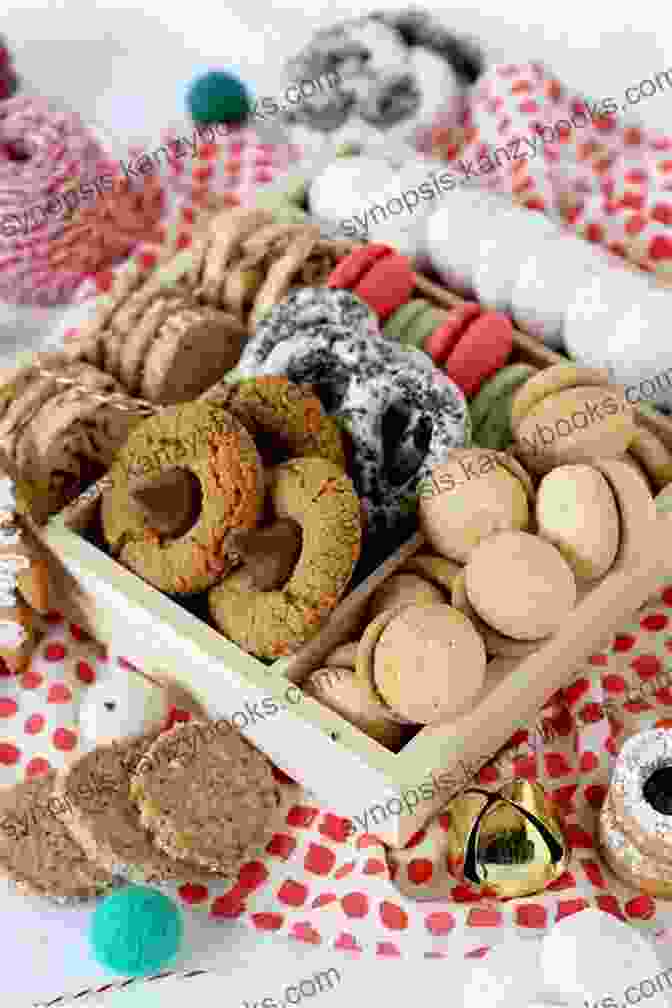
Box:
32 272 672 848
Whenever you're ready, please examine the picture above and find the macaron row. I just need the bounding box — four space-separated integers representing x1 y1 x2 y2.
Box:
327 242 515 397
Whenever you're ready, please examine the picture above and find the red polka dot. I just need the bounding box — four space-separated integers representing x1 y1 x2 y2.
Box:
477 763 500 784
407 859 433 885
210 885 246 918
342 892 369 918
565 824 594 848
585 222 604 243
625 894 655 919
552 784 577 810
304 843 336 876
362 858 386 875
24 713 45 735
21 670 43 690
452 885 483 903
251 912 284 931
625 213 647 236
582 859 606 888
379 901 408 930
266 833 296 860
663 587 672 607
467 907 502 927
649 235 672 261
621 191 646 210
334 862 355 880
319 813 350 843
564 678 591 704
603 674 626 693
139 251 157 270
24 756 50 778
178 883 209 905
513 754 538 779
656 687 672 705
0 742 20 765
68 659 93 686
547 870 576 891
68 623 90 642
0 698 17 718
584 784 607 809
43 643 66 662
632 654 662 678
579 751 599 772
556 898 589 920
0 659 9 677
94 270 114 293
286 805 319 828
47 683 72 704
544 752 573 777
516 904 547 928
612 634 636 652
52 727 77 751
277 880 308 907
425 911 455 935
237 860 268 893
404 828 426 849
641 612 669 631
596 893 624 919
579 702 604 724
605 735 619 756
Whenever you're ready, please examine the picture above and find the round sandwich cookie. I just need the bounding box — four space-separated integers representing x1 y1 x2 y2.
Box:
536 464 620 581
101 402 264 595
465 531 577 641
593 457 657 573
305 665 406 748
0 772 115 904
54 732 213 884
131 722 280 875
367 570 445 620
418 449 531 563
366 602 487 725
509 363 613 433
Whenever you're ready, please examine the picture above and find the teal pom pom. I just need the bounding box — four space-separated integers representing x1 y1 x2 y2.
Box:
90 886 183 976
187 70 250 126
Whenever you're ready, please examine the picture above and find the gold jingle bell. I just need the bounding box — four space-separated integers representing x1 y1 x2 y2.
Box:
444 780 569 899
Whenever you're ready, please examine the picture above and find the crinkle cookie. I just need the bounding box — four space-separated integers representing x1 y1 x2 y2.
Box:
201 375 346 469
101 401 263 595
209 457 361 658
54 733 213 885
131 722 280 875
0 352 143 522
0 771 115 903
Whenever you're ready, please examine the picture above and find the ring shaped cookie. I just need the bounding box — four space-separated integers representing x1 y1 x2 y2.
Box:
102 402 263 595
201 376 346 470
609 729 672 862
209 457 361 659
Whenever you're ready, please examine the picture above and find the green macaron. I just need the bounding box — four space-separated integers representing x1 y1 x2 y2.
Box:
470 363 538 436
473 390 517 450
383 299 441 349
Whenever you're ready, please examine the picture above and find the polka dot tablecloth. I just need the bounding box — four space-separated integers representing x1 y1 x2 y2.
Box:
4 588 672 967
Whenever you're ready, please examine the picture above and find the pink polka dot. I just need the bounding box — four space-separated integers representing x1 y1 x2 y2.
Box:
21 670 43 690
342 892 369 918
0 698 17 718
293 923 322 945
377 942 400 957
425 911 455 935
76 661 95 685
362 858 386 875
47 683 72 704
24 713 45 735
277 880 308 907
304 843 336 876
43 643 67 662
379 901 408 930
334 932 360 952
407 858 433 884
52 727 77 751
25 756 50 778
0 742 20 765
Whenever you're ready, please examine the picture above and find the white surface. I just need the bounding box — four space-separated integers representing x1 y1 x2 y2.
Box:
3 2 672 1006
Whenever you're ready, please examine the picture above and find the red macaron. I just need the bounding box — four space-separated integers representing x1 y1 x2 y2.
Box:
424 303 481 364
327 245 416 321
442 311 514 397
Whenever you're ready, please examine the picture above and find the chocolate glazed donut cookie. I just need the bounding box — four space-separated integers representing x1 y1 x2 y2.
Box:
101 402 264 595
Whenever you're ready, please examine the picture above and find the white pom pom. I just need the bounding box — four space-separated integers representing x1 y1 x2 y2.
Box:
79 668 169 748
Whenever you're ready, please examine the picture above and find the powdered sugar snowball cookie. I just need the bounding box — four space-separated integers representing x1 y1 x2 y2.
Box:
563 266 658 376
607 729 672 865
510 233 614 349
131 721 280 875
78 667 170 749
